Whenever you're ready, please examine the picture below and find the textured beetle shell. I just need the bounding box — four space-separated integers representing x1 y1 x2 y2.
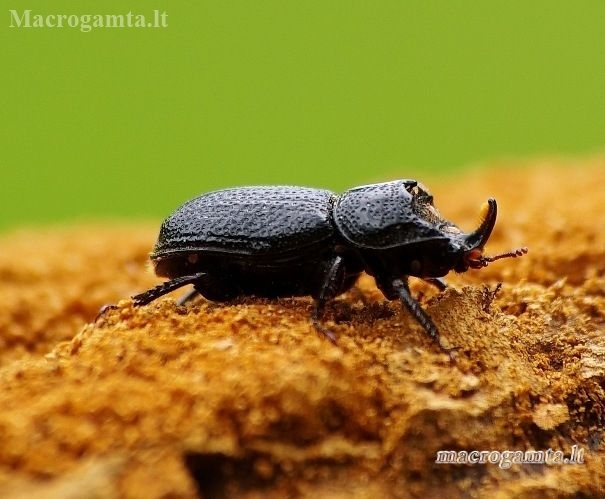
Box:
153 186 336 257
333 180 448 249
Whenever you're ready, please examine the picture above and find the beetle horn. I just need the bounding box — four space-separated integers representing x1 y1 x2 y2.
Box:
465 198 497 249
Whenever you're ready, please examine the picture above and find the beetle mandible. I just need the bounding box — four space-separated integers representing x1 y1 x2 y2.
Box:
132 180 527 347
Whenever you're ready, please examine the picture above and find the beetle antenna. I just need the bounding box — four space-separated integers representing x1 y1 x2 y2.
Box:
482 247 528 264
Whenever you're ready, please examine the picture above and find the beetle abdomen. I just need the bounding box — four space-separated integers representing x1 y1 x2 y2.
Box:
153 186 336 258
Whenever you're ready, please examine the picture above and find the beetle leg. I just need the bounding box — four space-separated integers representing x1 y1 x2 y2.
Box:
311 255 346 344
176 287 200 307
132 272 207 306
391 278 441 344
422 277 447 292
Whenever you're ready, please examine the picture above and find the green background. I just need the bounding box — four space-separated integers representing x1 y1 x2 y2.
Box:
2 1 605 230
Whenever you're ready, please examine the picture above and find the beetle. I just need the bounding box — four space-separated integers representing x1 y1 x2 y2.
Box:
132 180 527 348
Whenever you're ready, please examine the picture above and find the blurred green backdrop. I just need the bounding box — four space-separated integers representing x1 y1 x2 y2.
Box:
2 1 605 230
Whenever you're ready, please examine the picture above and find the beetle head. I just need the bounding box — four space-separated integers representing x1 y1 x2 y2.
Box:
454 198 527 272
403 197 527 278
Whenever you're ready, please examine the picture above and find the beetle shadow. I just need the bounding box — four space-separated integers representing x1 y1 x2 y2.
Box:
329 299 397 326
171 287 400 331
183 452 274 499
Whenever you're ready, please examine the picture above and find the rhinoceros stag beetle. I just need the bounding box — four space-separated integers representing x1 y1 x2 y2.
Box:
132 180 527 349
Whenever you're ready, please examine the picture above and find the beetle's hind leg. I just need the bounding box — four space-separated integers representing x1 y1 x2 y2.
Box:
311 256 346 344
132 272 207 306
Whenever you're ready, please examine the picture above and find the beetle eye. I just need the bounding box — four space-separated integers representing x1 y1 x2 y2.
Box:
464 248 486 269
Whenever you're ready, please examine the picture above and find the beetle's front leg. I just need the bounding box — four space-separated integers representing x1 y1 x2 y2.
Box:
422 277 447 292
390 278 441 345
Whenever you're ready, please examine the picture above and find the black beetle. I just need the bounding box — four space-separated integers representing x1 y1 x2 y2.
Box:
132 180 527 347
